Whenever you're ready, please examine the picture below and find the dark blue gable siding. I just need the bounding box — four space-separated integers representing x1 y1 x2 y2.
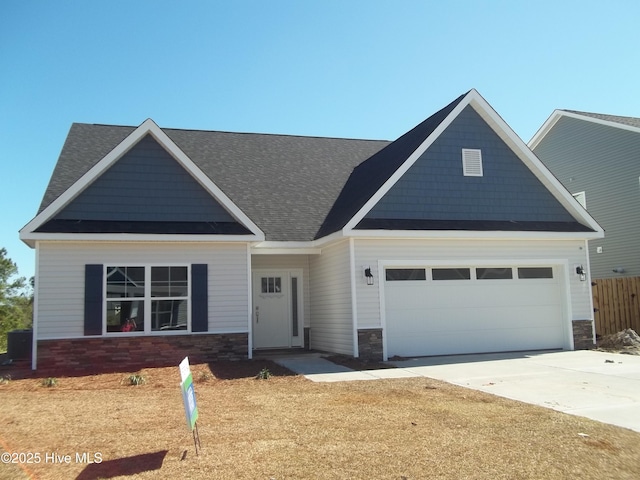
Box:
365 106 575 223
55 135 236 223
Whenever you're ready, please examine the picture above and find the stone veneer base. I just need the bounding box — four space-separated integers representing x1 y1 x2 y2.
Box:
357 328 383 362
37 333 248 374
572 320 595 350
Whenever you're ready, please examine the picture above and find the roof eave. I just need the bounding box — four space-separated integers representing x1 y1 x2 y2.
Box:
19 231 264 247
344 228 604 241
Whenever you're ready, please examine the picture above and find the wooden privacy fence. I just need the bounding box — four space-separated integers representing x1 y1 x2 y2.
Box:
592 276 640 337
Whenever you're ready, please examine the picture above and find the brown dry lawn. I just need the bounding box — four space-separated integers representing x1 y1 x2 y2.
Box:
1 360 639 480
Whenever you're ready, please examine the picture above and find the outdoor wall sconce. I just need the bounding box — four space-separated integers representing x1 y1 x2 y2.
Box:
364 267 374 285
575 265 586 281
613 267 625 274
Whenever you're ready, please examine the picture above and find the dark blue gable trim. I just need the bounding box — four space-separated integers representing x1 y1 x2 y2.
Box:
84 264 103 336
191 264 208 332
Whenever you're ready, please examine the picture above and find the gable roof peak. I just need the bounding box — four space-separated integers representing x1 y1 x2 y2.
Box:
530 108 640 149
334 89 603 238
316 90 474 238
20 117 265 244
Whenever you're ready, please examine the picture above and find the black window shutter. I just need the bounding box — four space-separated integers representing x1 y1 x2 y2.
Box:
191 264 208 332
84 264 103 335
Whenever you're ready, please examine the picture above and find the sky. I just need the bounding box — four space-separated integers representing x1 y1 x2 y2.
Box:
1 0 639 281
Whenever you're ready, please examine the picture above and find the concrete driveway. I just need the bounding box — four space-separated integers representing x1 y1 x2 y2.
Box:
273 350 640 432
390 350 640 433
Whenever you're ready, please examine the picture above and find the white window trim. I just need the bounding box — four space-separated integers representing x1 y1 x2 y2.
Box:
103 264 191 335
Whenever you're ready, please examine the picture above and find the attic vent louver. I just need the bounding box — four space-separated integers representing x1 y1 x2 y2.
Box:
462 148 483 177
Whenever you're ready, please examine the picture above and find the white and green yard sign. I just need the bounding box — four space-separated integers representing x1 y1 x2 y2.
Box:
179 357 201 453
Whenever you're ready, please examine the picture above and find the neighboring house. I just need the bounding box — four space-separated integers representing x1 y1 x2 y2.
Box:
530 110 640 279
20 89 603 371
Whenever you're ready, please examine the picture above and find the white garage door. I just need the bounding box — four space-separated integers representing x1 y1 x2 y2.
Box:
384 265 566 357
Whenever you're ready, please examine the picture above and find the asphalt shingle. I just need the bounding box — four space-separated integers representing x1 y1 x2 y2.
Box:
562 110 640 129
39 125 389 241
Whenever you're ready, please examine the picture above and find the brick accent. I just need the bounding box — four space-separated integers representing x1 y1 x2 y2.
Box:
572 320 595 350
357 328 383 362
37 333 248 374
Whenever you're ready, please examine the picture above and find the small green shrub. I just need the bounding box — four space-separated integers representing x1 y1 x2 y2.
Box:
128 373 146 386
0 374 11 385
41 377 57 387
256 367 271 380
198 371 213 382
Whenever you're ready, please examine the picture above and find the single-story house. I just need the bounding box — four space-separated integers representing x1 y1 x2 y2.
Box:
20 89 604 371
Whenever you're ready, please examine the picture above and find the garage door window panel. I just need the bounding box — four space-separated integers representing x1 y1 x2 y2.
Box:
476 268 513 280
432 268 471 281
385 269 427 281
517 267 554 279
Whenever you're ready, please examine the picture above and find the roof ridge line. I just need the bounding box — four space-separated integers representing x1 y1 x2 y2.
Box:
78 122 392 143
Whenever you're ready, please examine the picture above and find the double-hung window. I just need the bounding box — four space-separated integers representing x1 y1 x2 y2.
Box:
106 266 189 333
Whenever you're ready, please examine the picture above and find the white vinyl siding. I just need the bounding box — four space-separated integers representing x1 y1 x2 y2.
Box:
353 238 592 330
309 240 353 355
36 241 250 339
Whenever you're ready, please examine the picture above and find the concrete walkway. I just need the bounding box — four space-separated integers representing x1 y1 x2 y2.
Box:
272 350 640 433
271 353 420 382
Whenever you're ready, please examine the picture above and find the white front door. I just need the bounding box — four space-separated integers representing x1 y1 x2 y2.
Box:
252 270 303 349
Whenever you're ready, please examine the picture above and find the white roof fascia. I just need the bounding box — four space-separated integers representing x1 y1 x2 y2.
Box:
20 118 265 241
469 99 603 235
251 246 322 255
528 109 564 150
529 110 640 150
341 90 473 235
20 232 263 248
469 100 603 236
343 89 603 237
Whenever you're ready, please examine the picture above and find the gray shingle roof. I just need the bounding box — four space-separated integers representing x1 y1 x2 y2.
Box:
317 92 466 237
39 124 389 241
38 92 598 243
563 110 640 129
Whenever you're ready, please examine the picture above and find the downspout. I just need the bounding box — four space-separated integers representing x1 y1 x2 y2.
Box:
247 243 253 359
349 238 359 357
584 239 597 347
31 241 39 370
